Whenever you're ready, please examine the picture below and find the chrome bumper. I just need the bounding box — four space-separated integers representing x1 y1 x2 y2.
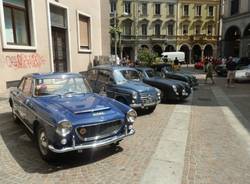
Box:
48 128 135 153
130 99 160 108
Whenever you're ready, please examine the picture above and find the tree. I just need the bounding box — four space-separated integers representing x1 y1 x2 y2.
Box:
137 48 157 66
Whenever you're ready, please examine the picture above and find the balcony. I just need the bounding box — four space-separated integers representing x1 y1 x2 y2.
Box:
121 35 168 41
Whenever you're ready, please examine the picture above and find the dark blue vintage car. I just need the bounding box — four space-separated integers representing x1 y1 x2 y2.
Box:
135 67 191 102
85 66 161 113
9 73 136 161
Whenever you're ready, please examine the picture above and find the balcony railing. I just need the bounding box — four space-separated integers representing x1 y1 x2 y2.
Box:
177 34 217 41
121 35 169 41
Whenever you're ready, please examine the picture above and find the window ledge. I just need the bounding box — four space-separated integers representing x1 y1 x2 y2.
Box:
3 44 36 51
78 49 92 53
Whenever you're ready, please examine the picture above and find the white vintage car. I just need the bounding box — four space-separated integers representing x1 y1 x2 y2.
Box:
235 65 250 82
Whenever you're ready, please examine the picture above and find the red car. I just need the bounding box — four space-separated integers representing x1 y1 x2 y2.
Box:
195 60 204 70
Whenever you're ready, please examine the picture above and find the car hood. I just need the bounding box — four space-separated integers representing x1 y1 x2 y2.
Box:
118 80 156 93
34 93 128 125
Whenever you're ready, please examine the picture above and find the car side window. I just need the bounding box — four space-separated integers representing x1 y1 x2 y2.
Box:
18 78 25 91
98 70 111 83
22 78 33 96
87 69 98 81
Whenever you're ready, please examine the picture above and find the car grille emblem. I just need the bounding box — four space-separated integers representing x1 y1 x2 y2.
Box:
79 128 87 136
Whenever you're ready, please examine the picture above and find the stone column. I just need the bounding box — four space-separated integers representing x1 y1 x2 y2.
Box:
189 49 192 64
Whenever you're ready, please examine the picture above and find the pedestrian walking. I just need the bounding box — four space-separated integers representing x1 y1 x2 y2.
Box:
205 60 215 84
174 57 179 71
226 56 237 87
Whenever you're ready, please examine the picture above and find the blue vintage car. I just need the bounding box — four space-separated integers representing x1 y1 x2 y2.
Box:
85 65 161 113
9 73 136 161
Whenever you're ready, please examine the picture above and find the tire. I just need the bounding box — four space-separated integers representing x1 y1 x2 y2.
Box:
36 125 55 162
146 105 156 114
160 91 166 103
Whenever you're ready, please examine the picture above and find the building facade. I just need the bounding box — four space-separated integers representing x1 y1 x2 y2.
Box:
110 0 220 63
177 0 220 63
0 0 110 92
110 0 178 61
222 0 250 57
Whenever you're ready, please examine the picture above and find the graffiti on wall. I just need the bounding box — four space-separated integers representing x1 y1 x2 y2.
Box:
6 54 46 69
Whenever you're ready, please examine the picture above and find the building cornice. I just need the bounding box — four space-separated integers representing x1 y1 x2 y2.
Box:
223 12 250 23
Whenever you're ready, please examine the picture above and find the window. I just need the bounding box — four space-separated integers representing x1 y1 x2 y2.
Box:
141 3 147 16
167 24 174 36
155 3 161 15
124 22 131 35
87 69 98 82
78 13 91 51
195 25 201 35
183 5 189 16
23 78 33 96
196 5 201 16
208 25 213 35
208 6 214 16
183 25 188 35
124 1 131 14
168 4 174 16
155 24 161 36
98 70 111 83
110 0 116 13
141 24 147 35
231 0 239 15
3 0 30 45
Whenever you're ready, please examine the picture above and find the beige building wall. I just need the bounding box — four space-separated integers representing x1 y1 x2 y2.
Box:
0 0 109 93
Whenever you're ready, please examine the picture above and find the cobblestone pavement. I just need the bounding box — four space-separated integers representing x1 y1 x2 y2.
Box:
0 94 175 184
182 72 250 184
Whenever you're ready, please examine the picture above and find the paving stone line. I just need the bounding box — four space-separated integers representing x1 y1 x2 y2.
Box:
140 95 193 184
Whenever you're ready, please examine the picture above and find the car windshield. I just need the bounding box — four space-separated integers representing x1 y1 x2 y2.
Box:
145 69 159 78
113 69 141 84
34 77 91 96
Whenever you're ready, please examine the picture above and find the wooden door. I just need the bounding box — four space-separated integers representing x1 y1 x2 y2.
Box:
52 27 67 72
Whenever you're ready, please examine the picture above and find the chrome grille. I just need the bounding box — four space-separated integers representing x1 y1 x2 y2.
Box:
140 93 155 104
75 120 122 141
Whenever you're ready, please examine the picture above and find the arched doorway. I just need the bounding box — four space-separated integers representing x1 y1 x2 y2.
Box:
224 26 241 57
123 47 133 61
192 45 202 63
204 45 213 57
152 45 162 57
243 24 250 57
165 45 175 52
180 44 190 64
141 45 149 50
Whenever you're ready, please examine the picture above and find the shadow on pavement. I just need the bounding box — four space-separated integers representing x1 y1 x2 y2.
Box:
0 111 123 174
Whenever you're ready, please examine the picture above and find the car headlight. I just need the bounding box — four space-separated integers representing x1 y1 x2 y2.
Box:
132 91 138 99
56 120 72 137
126 109 137 123
172 85 178 93
155 88 161 96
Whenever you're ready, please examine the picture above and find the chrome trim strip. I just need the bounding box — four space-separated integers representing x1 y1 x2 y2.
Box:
74 107 111 114
48 128 135 153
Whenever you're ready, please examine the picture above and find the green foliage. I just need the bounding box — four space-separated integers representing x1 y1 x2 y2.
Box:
137 48 157 66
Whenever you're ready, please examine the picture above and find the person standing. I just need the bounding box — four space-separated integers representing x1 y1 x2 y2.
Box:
226 56 237 87
205 60 215 84
174 57 179 71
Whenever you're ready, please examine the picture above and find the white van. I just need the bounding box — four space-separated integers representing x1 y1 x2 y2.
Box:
160 52 185 64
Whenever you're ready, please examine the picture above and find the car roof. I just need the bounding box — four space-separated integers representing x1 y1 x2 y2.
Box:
92 65 137 71
24 72 83 79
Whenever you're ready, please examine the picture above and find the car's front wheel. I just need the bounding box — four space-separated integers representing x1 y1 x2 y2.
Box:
37 125 55 162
